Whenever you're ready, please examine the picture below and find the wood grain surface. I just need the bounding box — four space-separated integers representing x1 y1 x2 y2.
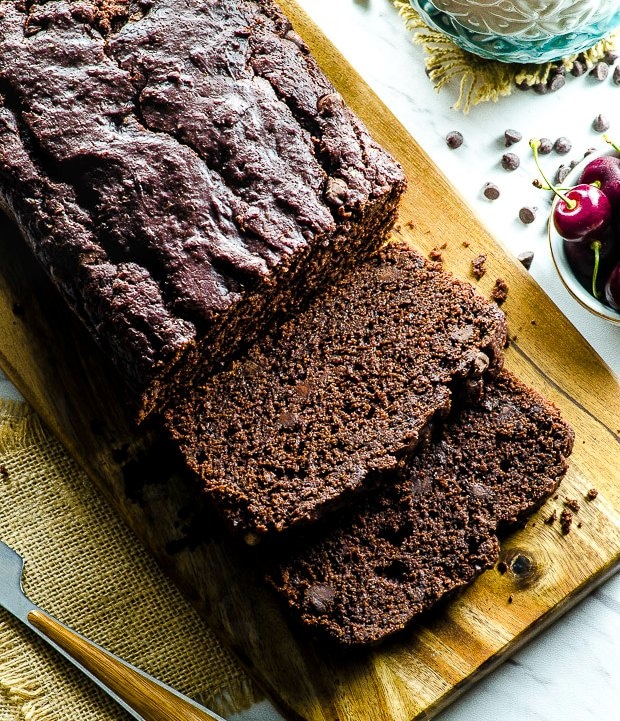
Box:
1 3 619 720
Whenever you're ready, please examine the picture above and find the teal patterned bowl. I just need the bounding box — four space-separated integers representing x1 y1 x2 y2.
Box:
410 0 620 64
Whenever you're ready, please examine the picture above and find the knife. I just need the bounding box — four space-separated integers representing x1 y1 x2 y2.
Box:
0 540 228 721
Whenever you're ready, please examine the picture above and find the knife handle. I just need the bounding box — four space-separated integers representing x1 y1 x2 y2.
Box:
27 609 226 721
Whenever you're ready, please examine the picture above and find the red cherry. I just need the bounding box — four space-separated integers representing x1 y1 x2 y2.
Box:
553 184 612 240
580 155 620 205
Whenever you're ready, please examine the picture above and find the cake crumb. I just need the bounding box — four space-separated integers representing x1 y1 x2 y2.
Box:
440 242 448 250
462 240 470 248
577 522 583 529
429 248 443 262
405 219 415 229
471 254 487 279
586 488 599 501
531 319 537 326
560 509 573 534
544 509 557 525
564 497 581 513
508 594 514 604
491 278 509 305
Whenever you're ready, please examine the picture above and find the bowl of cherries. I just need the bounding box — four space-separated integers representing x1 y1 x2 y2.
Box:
532 138 620 324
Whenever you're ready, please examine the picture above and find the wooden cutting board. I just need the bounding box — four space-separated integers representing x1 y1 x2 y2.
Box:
1 3 619 719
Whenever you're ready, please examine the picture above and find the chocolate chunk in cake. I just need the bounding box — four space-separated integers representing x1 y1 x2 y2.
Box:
0 0 405 418
265 371 574 645
165 244 507 541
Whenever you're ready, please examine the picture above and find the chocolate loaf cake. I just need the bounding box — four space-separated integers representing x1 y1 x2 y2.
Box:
265 371 575 646
0 0 405 418
165 245 507 543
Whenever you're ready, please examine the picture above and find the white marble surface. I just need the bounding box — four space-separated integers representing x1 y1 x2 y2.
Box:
2 3 620 720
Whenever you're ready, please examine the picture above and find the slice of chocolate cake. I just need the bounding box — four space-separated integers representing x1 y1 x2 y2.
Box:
265 371 574 646
0 0 405 419
165 245 507 543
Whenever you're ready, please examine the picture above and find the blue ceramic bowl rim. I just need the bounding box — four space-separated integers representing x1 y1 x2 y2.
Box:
409 0 620 64
548 148 620 325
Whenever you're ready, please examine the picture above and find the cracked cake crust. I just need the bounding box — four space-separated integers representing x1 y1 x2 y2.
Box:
0 0 405 416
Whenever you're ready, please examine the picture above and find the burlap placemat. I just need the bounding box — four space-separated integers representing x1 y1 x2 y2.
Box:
0 399 260 721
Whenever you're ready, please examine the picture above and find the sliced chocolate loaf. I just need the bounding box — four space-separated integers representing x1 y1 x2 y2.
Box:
0 0 405 418
265 371 574 646
165 245 507 543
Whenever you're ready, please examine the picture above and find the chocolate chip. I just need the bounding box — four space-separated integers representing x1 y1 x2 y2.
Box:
603 50 619 65
590 61 609 81
305 584 336 613
569 159 580 169
548 74 566 92
517 251 534 270
518 207 536 224
501 152 520 171
532 82 549 95
554 137 572 154
584 147 597 156
571 60 586 77
555 164 570 184
538 138 553 155
446 130 463 149
504 129 522 146
592 113 610 132
613 65 620 85
482 182 500 200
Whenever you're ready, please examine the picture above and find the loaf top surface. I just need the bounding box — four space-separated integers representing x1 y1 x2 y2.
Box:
266 370 575 646
165 244 508 541
0 0 404 387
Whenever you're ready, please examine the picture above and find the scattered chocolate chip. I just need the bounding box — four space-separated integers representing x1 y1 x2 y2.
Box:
554 137 572 154
517 251 534 270
592 113 610 132
564 497 581 513
497 561 508 574
471 254 487 279
603 50 619 65
501 152 520 171
584 147 597 156
569 159 580 169
548 74 566 92
571 60 586 77
544 509 557 525
515 79 530 91
491 278 509 304
504 129 522 146
305 583 336 613
560 509 573 534
532 82 549 95
613 65 620 85
518 206 536 224
538 137 553 155
555 164 571 184
586 488 599 500
446 130 463 149
591 61 609 81
483 181 500 200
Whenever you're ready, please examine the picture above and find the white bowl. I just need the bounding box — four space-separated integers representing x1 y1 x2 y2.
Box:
548 148 620 325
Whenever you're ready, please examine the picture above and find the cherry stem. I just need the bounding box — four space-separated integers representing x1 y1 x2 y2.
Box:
529 139 576 209
603 134 620 153
591 240 601 299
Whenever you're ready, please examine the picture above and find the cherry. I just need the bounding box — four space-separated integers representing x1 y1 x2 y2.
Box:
553 184 612 239
564 228 617 299
580 154 620 205
530 139 613 240
604 262 620 310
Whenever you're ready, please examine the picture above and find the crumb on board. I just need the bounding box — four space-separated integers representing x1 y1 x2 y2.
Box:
497 561 508 575
544 509 557 525
0 464 8 480
560 509 573 535
429 248 443 262
491 278 509 305
586 488 599 501
471 254 487 279
564 498 581 513
462 240 470 247
508 594 514 604
405 219 415 229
